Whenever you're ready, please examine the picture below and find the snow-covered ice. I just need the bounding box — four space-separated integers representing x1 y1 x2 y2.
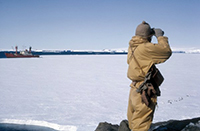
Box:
0 54 200 131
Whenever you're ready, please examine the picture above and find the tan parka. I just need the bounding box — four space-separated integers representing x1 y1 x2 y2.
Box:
127 36 172 82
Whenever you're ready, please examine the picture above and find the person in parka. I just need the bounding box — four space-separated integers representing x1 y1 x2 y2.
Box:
127 21 172 131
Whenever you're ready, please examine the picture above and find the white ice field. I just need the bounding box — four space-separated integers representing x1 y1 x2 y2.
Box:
0 53 200 131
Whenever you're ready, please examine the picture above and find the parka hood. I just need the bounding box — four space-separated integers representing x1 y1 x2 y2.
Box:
129 36 149 47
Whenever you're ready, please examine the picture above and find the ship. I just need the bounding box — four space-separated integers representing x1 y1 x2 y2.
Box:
5 46 40 58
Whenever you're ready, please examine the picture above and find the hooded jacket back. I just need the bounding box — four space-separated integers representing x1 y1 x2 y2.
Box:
127 36 172 82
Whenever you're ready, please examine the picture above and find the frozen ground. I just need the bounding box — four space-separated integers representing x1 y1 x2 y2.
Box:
0 54 200 131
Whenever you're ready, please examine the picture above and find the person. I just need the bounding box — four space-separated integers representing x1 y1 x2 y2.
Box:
127 21 172 131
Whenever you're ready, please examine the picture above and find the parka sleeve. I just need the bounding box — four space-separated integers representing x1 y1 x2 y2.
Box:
145 36 172 64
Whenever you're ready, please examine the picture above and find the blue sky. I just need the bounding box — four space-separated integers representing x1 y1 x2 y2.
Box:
0 0 200 50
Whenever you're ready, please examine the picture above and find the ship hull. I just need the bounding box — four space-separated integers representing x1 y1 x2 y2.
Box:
5 53 39 58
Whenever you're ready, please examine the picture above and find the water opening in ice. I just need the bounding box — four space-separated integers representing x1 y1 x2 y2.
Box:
0 119 77 131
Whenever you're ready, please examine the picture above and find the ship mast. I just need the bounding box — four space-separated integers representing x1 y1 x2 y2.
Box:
15 46 18 54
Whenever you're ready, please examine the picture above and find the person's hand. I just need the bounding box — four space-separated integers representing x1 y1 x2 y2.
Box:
153 28 164 38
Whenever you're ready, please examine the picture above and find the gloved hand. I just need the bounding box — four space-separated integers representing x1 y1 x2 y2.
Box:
153 28 164 38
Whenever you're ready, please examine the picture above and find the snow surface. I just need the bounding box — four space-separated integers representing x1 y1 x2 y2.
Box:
0 54 200 131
